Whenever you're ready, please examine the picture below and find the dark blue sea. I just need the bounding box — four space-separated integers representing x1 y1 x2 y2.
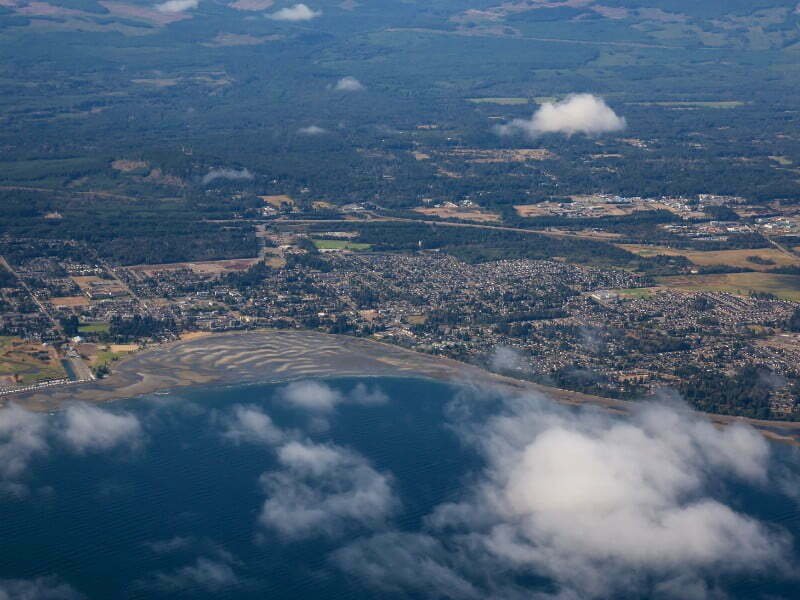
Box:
0 377 798 599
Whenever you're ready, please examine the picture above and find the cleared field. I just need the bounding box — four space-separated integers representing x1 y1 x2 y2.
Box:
620 245 800 272
657 273 800 301
312 239 372 251
414 206 501 223
50 296 90 307
126 257 260 276
467 97 528 105
0 337 67 387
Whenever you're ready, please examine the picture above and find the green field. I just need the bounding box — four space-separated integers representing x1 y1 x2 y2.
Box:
78 322 110 334
312 240 372 251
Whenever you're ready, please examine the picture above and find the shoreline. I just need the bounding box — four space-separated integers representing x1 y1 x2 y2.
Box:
6 329 800 445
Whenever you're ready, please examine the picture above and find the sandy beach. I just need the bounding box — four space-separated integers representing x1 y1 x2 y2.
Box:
7 329 800 445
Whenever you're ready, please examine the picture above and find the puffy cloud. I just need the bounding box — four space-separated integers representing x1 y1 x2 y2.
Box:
0 405 48 481
60 404 142 454
348 383 389 407
155 0 199 13
334 76 365 92
150 558 239 592
219 405 284 445
0 576 83 600
277 380 388 413
425 394 791 598
331 532 480 599
201 168 253 185
142 538 241 592
278 380 342 411
297 125 327 135
497 93 626 138
268 3 320 21
259 440 396 538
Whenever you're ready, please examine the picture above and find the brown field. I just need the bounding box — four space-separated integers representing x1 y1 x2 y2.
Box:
619 245 800 271
414 206 500 223
126 258 260 277
50 296 90 308
260 194 295 209
657 273 800 301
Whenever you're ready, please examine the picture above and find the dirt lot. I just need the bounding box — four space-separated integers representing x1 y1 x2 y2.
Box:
414 206 500 223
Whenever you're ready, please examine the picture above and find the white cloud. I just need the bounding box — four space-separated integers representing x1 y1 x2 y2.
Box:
334 76 365 92
348 383 389 407
61 404 142 454
278 380 342 411
201 168 253 185
268 3 320 21
277 380 388 413
425 394 791 598
297 125 327 135
497 93 626 138
151 558 239 592
0 576 83 600
331 532 480 599
0 405 48 481
155 0 199 13
220 405 284 445
259 440 396 538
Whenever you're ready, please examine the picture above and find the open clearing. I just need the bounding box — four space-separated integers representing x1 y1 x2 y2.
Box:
619 245 800 271
414 206 501 223
657 273 800 301
0 337 66 387
126 258 260 277
312 239 372 251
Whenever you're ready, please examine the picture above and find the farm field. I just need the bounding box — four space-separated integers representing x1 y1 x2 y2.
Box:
619 245 800 271
657 273 800 301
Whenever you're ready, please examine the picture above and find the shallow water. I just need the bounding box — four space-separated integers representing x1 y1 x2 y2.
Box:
0 377 797 599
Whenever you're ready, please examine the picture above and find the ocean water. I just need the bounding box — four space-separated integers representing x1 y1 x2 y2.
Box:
0 377 798 599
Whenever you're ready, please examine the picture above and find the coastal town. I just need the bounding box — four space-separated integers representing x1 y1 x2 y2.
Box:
2 211 799 419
